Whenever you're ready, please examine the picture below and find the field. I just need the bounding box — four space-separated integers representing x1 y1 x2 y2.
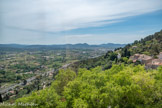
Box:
0 47 110 101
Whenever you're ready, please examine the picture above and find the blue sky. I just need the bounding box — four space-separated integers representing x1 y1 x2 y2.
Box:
0 0 162 45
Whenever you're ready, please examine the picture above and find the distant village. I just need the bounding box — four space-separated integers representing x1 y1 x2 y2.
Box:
130 52 162 69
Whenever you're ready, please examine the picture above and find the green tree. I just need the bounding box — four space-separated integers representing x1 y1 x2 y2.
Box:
16 75 22 80
51 69 76 95
15 65 162 108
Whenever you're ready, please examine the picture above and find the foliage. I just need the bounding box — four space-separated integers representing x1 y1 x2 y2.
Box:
51 69 76 95
15 65 162 108
122 30 162 56
71 51 117 71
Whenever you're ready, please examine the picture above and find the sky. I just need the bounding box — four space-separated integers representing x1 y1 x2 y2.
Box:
0 0 162 45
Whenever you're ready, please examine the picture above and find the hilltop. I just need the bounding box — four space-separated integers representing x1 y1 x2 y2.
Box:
120 30 162 57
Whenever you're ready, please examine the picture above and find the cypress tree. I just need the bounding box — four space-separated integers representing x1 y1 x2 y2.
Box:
0 94 3 103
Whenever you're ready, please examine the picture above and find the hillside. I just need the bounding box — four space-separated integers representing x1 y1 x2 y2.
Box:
120 30 162 57
70 30 162 70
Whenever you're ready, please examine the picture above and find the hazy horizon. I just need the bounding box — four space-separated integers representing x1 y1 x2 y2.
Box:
0 42 127 46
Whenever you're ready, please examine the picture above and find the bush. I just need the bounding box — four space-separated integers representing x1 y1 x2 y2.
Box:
15 65 162 108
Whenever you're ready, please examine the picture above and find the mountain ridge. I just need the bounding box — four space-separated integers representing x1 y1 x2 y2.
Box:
0 43 126 49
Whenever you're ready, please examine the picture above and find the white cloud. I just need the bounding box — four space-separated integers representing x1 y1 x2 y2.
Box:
1 0 162 32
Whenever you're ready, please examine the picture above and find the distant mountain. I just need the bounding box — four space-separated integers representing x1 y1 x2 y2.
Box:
0 43 126 50
99 43 126 48
0 44 28 48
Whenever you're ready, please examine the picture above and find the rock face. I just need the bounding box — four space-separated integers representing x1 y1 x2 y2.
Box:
147 59 162 69
158 52 162 60
130 54 153 64
117 53 121 59
130 52 162 69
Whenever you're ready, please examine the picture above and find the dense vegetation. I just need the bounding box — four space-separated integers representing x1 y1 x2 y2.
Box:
70 51 117 71
14 64 162 108
120 30 162 57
